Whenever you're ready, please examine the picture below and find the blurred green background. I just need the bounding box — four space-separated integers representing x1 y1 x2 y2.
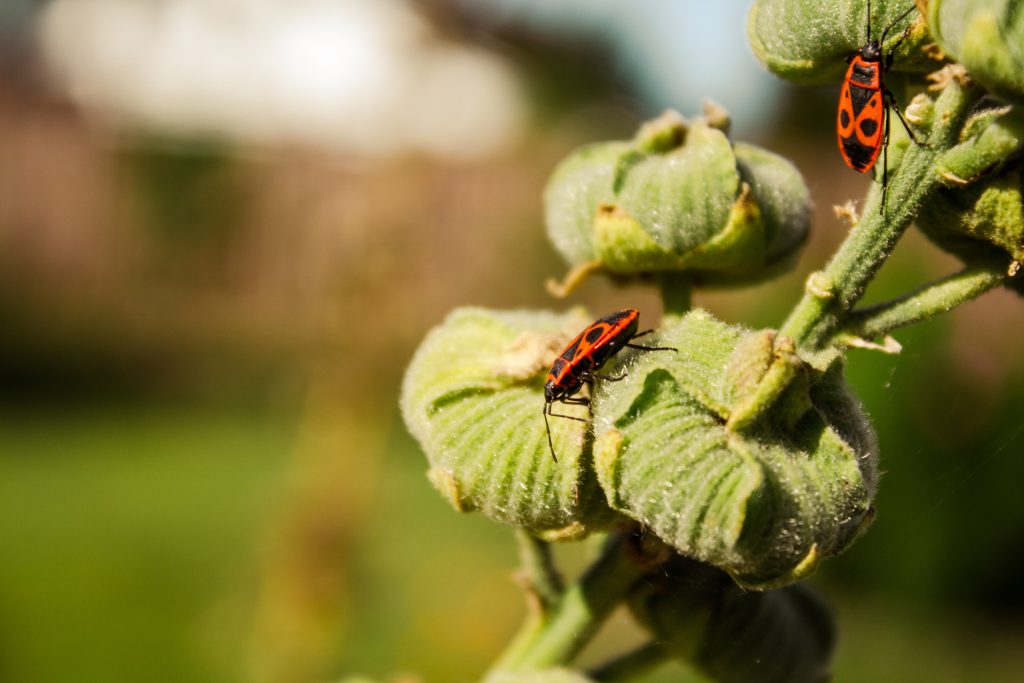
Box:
1 1 1023 682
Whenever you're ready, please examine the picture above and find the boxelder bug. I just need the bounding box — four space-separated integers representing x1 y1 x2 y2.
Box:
543 308 675 461
836 1 924 212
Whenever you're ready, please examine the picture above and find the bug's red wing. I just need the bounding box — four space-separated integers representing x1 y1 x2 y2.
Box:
837 60 884 173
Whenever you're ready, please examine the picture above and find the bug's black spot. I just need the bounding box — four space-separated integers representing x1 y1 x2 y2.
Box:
860 118 878 137
843 138 875 171
585 325 605 343
560 337 582 362
840 109 851 128
550 358 566 376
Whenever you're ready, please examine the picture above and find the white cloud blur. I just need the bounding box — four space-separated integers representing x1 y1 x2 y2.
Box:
37 0 526 160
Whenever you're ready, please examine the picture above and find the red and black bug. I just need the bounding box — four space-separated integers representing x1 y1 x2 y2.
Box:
836 1 923 210
543 308 675 461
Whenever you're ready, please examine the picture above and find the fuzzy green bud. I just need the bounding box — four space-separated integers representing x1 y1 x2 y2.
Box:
400 308 619 538
918 159 1024 287
630 556 835 683
929 0 1024 104
592 310 877 587
749 0 934 85
936 105 1024 186
544 109 809 286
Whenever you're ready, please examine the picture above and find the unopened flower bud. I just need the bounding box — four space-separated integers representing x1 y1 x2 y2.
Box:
928 0 1024 104
630 556 835 683
544 110 810 286
591 310 877 587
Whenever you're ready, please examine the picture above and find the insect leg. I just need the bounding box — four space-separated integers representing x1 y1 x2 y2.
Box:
628 329 676 352
885 89 925 146
545 398 590 421
880 103 890 215
625 343 677 352
579 369 625 382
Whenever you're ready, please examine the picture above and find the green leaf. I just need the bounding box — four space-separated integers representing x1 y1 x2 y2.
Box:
631 556 835 683
401 308 619 536
749 0 934 85
592 310 877 587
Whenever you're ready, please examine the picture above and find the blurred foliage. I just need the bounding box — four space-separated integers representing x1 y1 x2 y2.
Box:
1 1 1023 682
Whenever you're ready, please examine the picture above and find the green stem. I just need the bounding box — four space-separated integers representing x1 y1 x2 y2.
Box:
589 642 669 682
779 74 981 353
842 259 1009 341
489 531 650 673
514 530 564 613
659 272 693 326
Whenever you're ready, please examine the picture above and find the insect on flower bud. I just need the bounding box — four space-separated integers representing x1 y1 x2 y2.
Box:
748 0 935 85
591 310 878 587
400 308 620 538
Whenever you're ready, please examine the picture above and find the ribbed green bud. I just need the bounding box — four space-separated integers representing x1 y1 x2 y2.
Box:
592 310 877 587
630 556 835 683
400 308 619 537
918 159 1024 284
544 109 810 286
929 0 1024 104
749 0 933 85
936 105 1024 186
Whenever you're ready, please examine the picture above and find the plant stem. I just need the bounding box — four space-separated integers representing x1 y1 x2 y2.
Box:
842 259 1009 340
489 531 650 673
779 73 980 354
589 642 669 682
514 530 564 613
659 272 692 326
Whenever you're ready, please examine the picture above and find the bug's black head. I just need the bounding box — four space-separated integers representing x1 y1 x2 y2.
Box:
544 382 558 403
860 40 882 62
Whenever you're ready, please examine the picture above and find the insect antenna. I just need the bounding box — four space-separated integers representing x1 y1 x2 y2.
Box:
543 405 557 463
879 3 919 46
866 0 872 43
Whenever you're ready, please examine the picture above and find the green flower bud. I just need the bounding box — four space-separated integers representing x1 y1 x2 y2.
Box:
400 308 619 537
918 159 1024 288
929 0 1024 103
592 310 877 587
749 0 934 85
544 110 810 287
630 556 835 683
936 105 1024 186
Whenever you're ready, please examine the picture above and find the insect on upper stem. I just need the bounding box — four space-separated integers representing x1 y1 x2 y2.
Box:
836 2 923 214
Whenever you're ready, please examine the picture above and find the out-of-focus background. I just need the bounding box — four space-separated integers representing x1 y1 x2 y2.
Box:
2 1 1023 681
